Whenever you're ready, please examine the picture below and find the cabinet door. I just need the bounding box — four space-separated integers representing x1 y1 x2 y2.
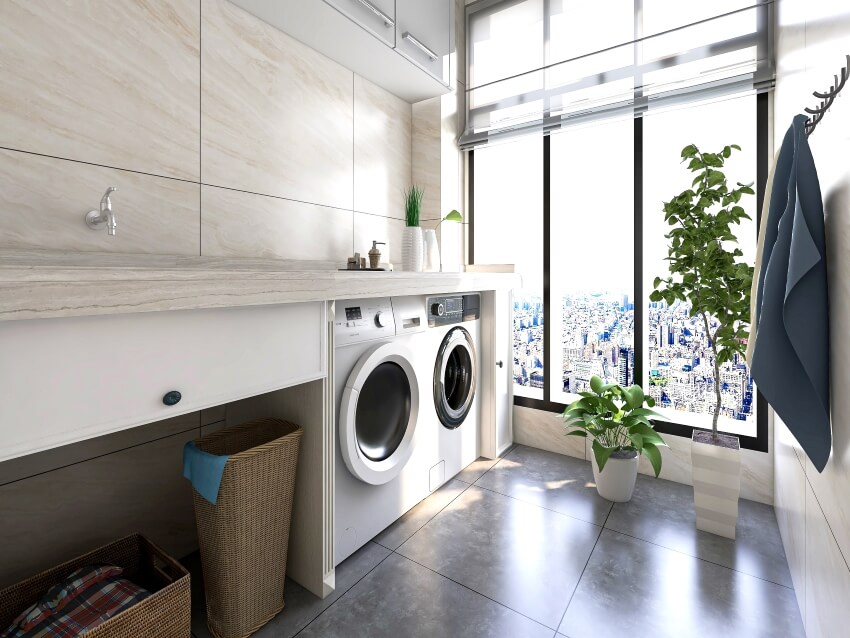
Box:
324 0 396 47
395 0 452 86
493 289 514 455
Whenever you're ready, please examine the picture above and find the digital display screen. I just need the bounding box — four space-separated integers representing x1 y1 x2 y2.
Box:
445 298 462 313
345 307 362 321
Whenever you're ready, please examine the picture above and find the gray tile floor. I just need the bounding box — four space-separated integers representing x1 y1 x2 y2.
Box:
185 444 805 638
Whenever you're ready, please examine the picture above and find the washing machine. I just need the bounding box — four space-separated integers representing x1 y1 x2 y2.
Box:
333 296 438 565
426 293 482 482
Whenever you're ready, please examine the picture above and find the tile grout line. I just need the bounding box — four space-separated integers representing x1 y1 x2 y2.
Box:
389 550 557 633
293 473 476 635
554 496 615 633
291 546 395 638
373 479 472 552
601 523 795 589
470 481 609 529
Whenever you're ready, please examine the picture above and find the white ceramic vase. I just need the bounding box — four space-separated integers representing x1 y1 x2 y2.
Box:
691 430 741 539
422 229 440 272
591 452 639 502
402 226 424 272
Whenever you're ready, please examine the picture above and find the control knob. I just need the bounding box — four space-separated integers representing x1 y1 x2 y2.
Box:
375 311 387 327
431 302 445 317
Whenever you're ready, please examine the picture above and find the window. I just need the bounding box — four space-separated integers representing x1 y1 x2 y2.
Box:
472 135 544 399
470 93 768 449
549 117 634 405
643 94 759 436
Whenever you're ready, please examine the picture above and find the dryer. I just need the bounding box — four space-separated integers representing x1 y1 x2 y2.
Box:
427 293 482 482
333 296 436 565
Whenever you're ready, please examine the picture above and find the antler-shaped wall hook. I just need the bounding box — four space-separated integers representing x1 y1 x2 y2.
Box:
804 54 850 137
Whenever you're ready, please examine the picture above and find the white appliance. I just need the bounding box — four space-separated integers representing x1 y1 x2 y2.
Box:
334 296 437 564
426 293 482 482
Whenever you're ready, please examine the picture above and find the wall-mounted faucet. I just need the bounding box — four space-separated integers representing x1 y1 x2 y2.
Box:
85 187 118 236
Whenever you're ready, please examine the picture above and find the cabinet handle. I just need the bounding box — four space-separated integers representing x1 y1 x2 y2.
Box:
496 361 504 368
162 390 182 406
402 31 438 61
353 0 394 28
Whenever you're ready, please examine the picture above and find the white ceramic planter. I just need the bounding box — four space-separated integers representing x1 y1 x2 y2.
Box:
691 430 741 539
402 226 423 272
422 229 440 272
591 452 639 502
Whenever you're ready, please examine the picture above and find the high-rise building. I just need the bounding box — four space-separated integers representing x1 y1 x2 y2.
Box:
618 346 631 386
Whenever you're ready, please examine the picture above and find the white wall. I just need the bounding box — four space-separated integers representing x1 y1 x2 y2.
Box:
773 0 850 634
0 0 413 264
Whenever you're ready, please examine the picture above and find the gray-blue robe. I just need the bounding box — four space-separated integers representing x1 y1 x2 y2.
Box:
751 114 831 471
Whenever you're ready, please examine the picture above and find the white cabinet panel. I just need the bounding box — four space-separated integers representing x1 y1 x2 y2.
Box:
0 303 325 462
396 0 452 86
479 290 513 458
324 0 396 47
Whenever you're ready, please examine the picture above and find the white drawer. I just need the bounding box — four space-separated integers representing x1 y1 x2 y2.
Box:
0 302 325 462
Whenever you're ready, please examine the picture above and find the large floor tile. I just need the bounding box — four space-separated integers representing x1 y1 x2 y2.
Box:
605 473 793 587
373 479 469 550
298 553 553 638
474 445 613 526
559 529 805 638
186 541 391 638
397 485 601 629
453 446 515 484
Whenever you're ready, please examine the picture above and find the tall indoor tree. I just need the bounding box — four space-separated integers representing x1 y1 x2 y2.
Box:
650 143 755 440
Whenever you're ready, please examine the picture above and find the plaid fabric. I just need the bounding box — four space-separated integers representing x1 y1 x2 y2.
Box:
2 565 150 637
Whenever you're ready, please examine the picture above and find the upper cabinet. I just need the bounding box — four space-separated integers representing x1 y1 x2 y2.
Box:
228 0 453 102
324 0 396 48
395 0 452 87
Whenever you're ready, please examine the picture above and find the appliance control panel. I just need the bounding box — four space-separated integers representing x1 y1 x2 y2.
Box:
334 297 396 346
427 293 480 327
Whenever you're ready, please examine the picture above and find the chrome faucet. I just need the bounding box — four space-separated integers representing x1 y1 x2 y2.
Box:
85 186 118 236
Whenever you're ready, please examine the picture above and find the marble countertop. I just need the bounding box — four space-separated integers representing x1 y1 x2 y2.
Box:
0 251 519 321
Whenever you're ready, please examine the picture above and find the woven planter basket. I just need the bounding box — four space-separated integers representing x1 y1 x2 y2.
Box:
0 534 190 637
192 418 303 638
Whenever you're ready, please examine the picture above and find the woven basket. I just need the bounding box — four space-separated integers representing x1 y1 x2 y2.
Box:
192 418 303 638
0 534 190 637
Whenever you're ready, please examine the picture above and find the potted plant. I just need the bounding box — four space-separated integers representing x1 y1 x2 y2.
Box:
650 143 755 539
402 185 424 272
563 375 668 502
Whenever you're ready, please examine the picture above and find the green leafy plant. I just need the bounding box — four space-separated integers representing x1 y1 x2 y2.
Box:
403 185 424 227
563 376 668 477
649 143 755 439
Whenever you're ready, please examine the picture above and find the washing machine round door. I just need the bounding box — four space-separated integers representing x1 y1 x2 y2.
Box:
340 343 419 485
434 327 476 429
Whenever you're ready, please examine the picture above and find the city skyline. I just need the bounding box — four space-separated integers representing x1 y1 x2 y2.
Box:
512 292 756 429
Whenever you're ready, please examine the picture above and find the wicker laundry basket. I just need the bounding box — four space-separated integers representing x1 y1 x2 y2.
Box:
191 418 303 638
0 534 191 638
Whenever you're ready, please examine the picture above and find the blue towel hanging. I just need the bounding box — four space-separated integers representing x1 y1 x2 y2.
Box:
750 114 831 471
183 441 230 504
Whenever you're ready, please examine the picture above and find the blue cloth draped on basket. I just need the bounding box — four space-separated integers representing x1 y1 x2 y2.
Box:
183 441 229 504
749 114 831 472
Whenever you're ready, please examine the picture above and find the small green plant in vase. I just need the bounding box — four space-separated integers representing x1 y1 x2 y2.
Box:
563 375 667 502
402 185 424 271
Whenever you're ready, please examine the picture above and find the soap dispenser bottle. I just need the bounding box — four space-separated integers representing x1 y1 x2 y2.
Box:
368 241 385 269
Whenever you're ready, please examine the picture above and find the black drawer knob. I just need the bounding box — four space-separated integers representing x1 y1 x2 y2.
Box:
162 390 182 406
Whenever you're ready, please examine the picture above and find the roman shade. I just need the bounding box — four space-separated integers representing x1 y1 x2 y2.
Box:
461 0 775 150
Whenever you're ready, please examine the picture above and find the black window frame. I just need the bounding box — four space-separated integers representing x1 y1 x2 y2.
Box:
469 92 770 453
